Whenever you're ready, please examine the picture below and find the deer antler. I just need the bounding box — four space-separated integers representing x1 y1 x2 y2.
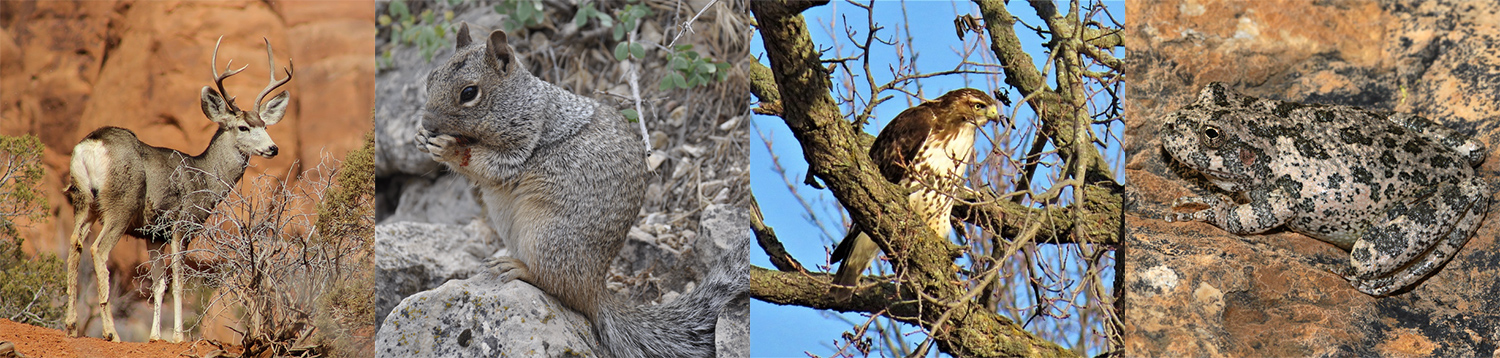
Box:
254 37 293 111
211 36 249 112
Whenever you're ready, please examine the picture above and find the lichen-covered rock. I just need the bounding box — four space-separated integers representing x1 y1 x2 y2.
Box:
374 220 495 321
715 295 750 358
375 277 598 358
1126 0 1500 356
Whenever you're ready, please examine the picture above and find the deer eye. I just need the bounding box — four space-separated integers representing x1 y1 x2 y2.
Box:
238 126 250 132
460 86 479 103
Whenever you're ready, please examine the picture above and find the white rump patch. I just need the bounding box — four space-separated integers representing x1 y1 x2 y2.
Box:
70 140 112 195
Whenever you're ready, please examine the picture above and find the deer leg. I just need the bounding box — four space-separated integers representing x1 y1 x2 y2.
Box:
90 222 125 342
64 209 92 338
170 231 185 343
149 244 166 341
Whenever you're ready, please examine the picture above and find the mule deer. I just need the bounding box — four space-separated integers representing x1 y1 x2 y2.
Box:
63 36 292 342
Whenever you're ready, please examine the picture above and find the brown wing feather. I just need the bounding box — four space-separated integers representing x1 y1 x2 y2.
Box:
871 103 938 183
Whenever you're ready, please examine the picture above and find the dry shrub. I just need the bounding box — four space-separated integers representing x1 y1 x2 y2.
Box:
151 133 375 357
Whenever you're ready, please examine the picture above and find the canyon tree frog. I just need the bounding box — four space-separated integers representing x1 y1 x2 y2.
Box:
1160 82 1491 296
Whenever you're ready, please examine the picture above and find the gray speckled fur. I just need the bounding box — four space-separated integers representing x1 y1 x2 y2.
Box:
1161 82 1491 296
415 23 739 357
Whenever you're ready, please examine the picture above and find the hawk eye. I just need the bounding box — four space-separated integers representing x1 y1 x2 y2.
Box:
460 86 479 102
1201 125 1224 148
973 103 985 110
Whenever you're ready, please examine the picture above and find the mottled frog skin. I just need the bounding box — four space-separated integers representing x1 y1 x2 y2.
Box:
1160 82 1491 296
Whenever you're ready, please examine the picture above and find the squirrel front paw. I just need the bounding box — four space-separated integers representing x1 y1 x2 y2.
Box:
415 129 473 166
487 256 536 283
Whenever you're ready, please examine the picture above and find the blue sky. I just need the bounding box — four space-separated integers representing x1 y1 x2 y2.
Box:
748 1 1125 357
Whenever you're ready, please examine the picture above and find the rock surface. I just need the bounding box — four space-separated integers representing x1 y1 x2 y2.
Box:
1125 0 1500 356
373 220 495 321
379 173 484 226
375 277 599 358
376 204 749 357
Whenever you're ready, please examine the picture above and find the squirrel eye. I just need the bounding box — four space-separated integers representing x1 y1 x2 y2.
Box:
459 86 479 102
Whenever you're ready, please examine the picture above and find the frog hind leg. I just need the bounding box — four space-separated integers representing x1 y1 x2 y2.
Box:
1348 179 1490 296
1385 112 1488 166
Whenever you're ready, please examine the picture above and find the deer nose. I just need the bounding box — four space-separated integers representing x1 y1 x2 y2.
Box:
266 145 279 157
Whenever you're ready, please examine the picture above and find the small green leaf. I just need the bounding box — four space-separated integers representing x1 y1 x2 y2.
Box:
596 14 613 28
389 0 410 20
669 57 688 70
672 72 687 88
573 9 588 27
614 42 630 61
658 77 674 91
698 62 715 74
378 14 392 26
622 108 639 122
629 43 645 59
675 44 693 51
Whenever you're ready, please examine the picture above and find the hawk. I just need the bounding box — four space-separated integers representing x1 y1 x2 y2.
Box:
830 88 1001 298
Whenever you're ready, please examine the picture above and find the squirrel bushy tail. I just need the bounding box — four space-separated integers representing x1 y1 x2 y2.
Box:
595 234 750 358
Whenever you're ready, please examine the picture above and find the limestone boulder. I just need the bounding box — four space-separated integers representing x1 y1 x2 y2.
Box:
375 277 599 358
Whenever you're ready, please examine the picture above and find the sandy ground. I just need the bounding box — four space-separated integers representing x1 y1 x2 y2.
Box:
0 319 243 358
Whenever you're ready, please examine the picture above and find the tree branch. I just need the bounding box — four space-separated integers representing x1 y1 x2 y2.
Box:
750 194 806 272
750 1 1080 356
953 179 1122 245
751 266 1077 357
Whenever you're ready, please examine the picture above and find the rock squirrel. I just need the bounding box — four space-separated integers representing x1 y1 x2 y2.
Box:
414 23 746 357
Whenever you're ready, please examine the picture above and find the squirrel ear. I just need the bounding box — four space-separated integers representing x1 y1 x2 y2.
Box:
486 30 513 72
456 22 471 48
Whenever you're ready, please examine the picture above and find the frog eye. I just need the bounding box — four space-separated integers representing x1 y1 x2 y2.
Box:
1200 125 1225 148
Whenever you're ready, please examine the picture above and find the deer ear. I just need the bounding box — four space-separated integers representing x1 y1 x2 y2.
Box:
485 30 512 73
201 86 232 123
456 22 471 48
258 91 290 126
